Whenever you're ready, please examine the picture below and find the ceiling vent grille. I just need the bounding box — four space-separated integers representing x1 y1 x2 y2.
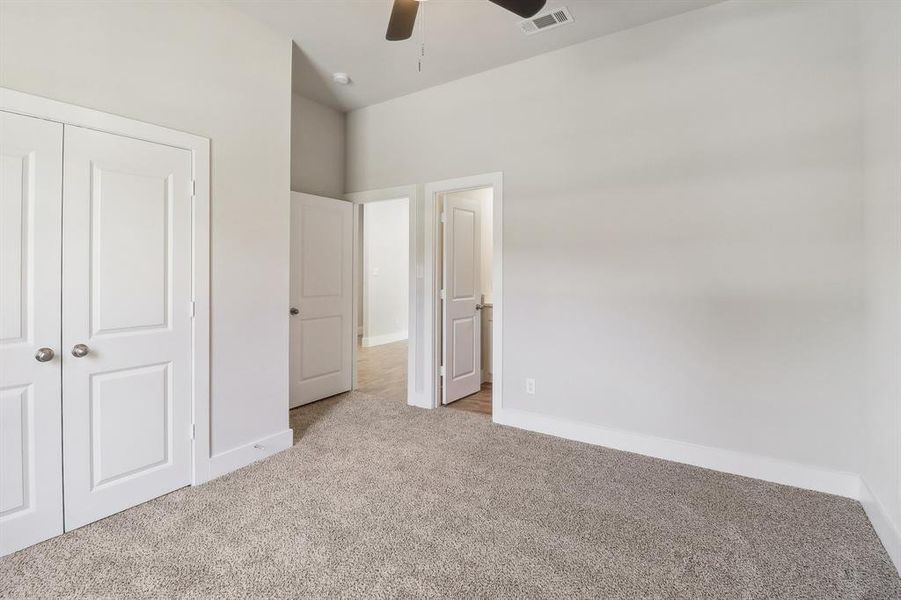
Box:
519 6 574 36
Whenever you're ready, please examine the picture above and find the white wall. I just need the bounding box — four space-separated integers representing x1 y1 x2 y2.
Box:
363 199 409 346
860 0 901 570
291 92 345 198
348 0 870 477
0 1 292 458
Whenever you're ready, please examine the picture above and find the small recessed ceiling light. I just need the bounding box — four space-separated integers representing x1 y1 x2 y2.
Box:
333 72 351 85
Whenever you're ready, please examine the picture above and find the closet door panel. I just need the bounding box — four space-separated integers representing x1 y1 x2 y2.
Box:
0 111 64 556
62 125 193 530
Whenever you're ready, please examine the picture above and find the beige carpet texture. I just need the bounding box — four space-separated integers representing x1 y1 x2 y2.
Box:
1 391 898 599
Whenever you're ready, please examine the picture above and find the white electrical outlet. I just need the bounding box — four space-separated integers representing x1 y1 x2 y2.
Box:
525 378 536 395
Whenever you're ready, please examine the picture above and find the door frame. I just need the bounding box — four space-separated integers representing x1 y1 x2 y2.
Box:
423 173 503 415
0 87 213 485
345 185 419 404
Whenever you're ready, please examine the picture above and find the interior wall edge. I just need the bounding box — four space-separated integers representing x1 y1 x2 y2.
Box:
860 476 901 574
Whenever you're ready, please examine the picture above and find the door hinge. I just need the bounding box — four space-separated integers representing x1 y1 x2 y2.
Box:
440 211 447 224
191 424 196 440
191 179 196 197
189 300 196 318
439 288 445 300
439 365 446 377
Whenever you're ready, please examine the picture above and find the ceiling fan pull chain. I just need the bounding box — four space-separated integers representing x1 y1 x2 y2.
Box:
418 0 426 73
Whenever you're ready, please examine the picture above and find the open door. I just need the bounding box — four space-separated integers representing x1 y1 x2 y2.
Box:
290 192 353 408
442 193 482 404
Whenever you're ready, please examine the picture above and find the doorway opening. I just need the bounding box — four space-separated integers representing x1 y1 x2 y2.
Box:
345 173 502 418
354 197 410 401
436 187 494 416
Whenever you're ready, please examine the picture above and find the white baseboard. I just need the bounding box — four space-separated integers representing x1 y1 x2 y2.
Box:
860 476 901 574
492 407 861 499
362 330 407 347
207 429 293 480
407 396 434 410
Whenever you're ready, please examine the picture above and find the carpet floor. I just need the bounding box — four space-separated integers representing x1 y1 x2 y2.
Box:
1 391 898 599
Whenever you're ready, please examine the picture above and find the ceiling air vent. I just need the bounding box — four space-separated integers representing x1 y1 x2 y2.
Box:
519 6 574 36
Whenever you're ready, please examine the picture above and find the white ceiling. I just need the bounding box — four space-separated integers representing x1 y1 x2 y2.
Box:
232 0 721 112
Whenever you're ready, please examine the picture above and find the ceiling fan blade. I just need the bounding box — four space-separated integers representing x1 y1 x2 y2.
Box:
487 0 546 19
386 0 419 41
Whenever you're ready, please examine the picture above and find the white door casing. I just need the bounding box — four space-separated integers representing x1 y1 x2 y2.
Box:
442 193 482 404
62 125 193 530
0 112 64 555
290 192 353 408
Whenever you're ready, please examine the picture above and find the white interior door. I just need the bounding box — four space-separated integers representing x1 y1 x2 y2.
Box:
62 125 193 530
0 112 64 556
290 192 353 408
442 193 482 404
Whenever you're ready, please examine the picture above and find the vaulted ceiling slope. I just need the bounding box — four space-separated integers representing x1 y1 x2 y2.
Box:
232 0 721 111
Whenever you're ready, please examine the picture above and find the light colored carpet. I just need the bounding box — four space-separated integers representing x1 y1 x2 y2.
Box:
1 391 898 599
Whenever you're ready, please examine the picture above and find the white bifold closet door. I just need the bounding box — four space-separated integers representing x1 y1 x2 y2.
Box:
0 111 64 556
442 193 482 404
61 126 193 530
289 192 353 408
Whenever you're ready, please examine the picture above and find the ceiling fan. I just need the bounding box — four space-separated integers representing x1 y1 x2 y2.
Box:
386 0 547 41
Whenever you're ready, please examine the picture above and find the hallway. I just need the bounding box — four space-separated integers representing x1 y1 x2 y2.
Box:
356 339 491 415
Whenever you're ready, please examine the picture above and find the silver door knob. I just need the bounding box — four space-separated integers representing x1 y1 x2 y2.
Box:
475 304 484 311
34 347 55 362
71 344 90 358
289 307 299 316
